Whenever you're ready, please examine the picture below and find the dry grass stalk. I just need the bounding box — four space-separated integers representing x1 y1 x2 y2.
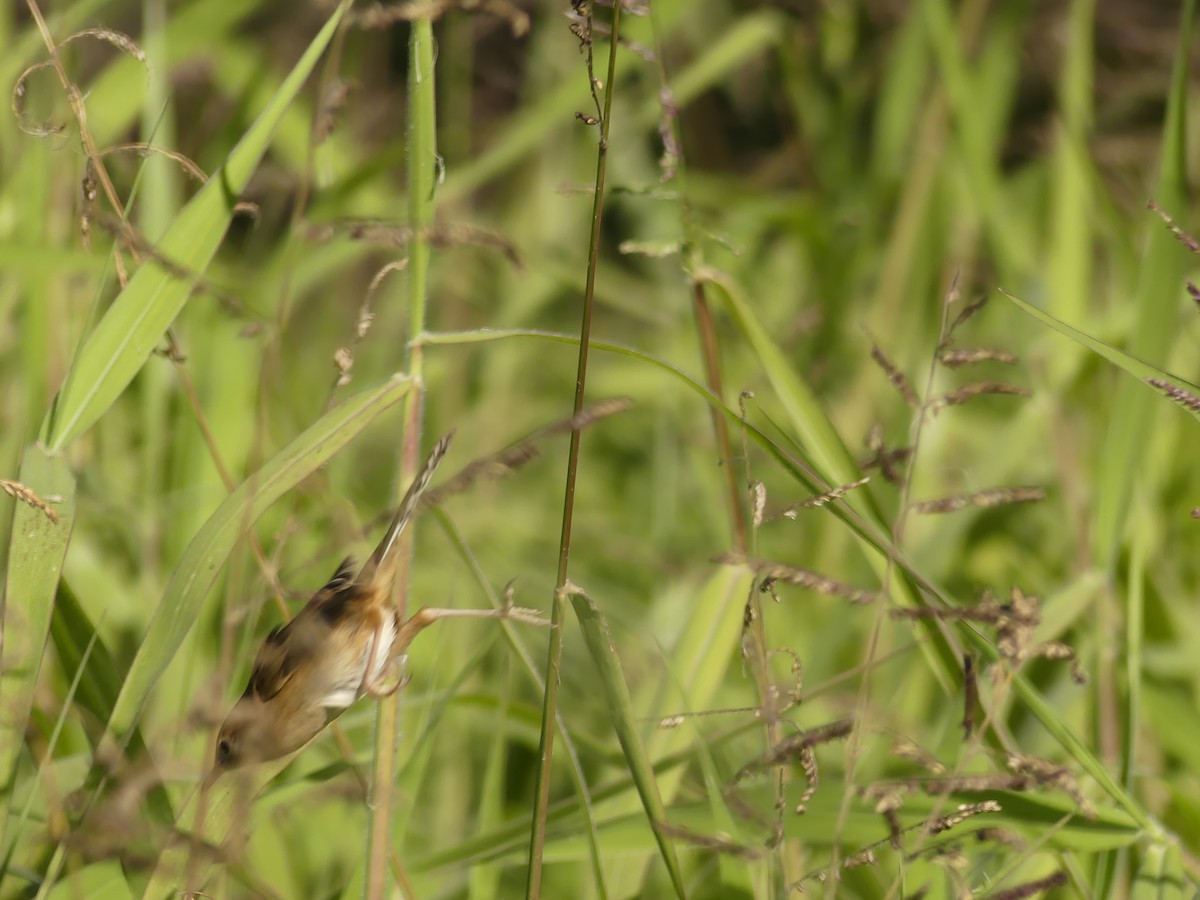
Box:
308 220 522 267
911 486 1045 515
315 78 357 145
962 653 979 739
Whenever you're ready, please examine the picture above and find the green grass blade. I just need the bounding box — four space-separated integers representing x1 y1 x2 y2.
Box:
0 446 76 835
1132 842 1190 900
421 327 1158 828
569 588 687 899
43 0 350 451
103 373 413 751
1088 0 1194 564
44 861 133 900
1000 291 1200 415
698 272 860 489
47 580 173 823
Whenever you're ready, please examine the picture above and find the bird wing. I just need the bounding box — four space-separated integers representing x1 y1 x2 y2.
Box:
245 558 357 701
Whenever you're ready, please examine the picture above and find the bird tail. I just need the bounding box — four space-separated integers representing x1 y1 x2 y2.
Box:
360 430 454 589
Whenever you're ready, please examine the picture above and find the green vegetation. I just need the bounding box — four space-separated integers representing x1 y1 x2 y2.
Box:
1 0 1198 897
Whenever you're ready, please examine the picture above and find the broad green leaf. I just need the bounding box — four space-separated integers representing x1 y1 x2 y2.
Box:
104 373 413 750
43 0 351 451
0 445 75 835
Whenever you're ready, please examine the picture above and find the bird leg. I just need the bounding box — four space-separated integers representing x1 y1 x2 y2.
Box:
362 598 547 699
393 602 548 653
361 651 410 699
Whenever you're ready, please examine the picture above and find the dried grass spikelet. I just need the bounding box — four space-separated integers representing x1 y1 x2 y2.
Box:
419 397 633 509
749 480 766 528
1148 377 1200 413
974 826 1026 849
892 587 1083 680
863 425 911 484
988 871 1067 900
716 552 879 605
0 479 61 523
869 341 919 407
315 78 358 145
926 381 1030 415
734 718 854 782
778 477 870 519
654 822 763 860
890 738 946 774
937 347 1018 368
910 486 1045 515
924 800 1002 835
1006 753 1094 817
350 0 531 36
1148 199 1200 254
942 294 989 345
308 219 522 268
841 847 878 870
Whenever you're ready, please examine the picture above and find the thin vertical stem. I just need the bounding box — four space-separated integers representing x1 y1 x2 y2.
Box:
526 6 622 898
366 15 436 900
692 285 748 552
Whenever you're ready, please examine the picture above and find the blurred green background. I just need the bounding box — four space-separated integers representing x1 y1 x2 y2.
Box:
2 0 1199 897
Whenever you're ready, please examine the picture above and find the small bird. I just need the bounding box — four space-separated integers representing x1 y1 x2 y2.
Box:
207 431 544 781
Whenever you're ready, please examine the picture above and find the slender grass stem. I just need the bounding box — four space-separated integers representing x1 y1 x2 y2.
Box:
366 15 436 900
526 6 622 897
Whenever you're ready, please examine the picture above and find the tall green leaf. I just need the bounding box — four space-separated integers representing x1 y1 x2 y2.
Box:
43 0 351 452
0 446 76 840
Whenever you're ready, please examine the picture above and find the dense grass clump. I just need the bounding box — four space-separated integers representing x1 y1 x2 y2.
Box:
1 1 1199 898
